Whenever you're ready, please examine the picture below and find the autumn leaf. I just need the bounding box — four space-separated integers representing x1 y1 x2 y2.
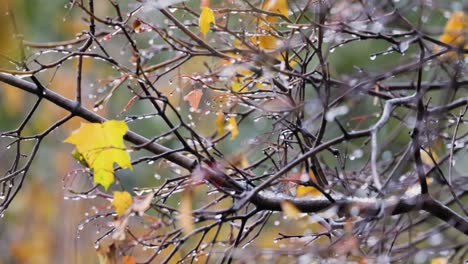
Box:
440 11 467 47
199 7 215 37
431 257 448 264
123 256 136 264
215 111 225 136
96 244 117 264
112 191 133 216
263 0 288 18
420 148 438 166
437 11 467 58
226 116 239 140
252 34 280 50
183 89 203 110
178 188 194 234
231 81 243 92
296 185 322 197
64 120 132 190
280 200 301 219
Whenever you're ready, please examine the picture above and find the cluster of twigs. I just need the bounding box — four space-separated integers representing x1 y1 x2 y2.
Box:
0 0 467 262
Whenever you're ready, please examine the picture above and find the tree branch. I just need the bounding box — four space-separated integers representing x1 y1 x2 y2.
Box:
0 73 197 170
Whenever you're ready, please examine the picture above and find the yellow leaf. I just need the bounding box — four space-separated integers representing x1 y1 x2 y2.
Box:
183 89 203 110
440 11 467 47
296 185 322 197
226 117 239 140
123 256 136 264
64 120 132 190
251 32 280 50
112 191 133 216
263 0 288 17
215 111 225 136
281 200 301 219
231 81 244 92
431 257 448 264
199 7 215 37
178 189 194 234
420 148 438 166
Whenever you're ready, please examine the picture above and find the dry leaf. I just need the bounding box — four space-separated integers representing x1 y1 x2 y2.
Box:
178 189 194 234
132 193 153 216
96 244 117 264
112 215 130 241
183 89 203 110
132 20 142 33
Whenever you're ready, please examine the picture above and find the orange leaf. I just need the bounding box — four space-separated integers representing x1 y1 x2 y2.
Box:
183 89 203 110
215 111 225 136
123 256 136 264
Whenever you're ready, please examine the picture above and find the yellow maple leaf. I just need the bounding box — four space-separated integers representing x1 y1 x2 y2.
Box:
199 7 215 37
64 120 132 190
226 116 239 140
215 111 225 136
112 191 133 216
